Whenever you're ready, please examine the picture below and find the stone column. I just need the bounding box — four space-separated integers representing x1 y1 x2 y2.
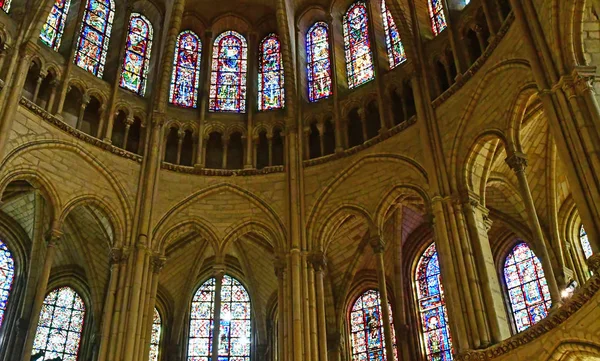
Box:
275 259 286 361
195 30 213 168
473 25 487 55
46 79 59 113
505 152 562 305
311 253 328 361
76 93 91 130
326 16 344 153
440 0 466 75
122 115 134 150
20 229 62 361
176 129 185 165
31 73 45 104
245 32 258 169
211 268 226 361
316 120 325 157
479 0 498 37
268 134 274 167
358 109 368 142
222 138 229 169
365 0 389 132
371 238 395 360
141 254 166 360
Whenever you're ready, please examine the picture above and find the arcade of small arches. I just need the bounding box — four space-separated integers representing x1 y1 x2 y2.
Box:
0 0 599 361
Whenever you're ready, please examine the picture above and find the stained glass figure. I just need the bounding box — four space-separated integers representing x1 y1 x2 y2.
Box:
209 31 248 113
381 0 406 69
0 240 15 330
1 0 11 13
343 1 375 89
350 289 398 361
503 242 552 333
75 0 114 77
258 33 284 111
32 287 86 361
416 243 453 361
40 0 72 51
188 275 251 361
579 225 593 259
428 0 447 36
170 30 202 108
120 13 153 95
149 308 162 361
306 22 333 102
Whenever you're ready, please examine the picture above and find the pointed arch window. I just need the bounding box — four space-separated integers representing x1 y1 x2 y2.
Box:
381 0 406 69
33 287 86 360
75 0 114 77
149 308 162 361
428 0 447 36
350 289 398 361
343 1 375 89
120 13 153 95
306 22 332 102
0 240 15 330
40 0 72 51
416 243 453 361
188 275 251 361
504 242 551 333
258 33 284 111
1 0 11 13
170 30 202 108
579 225 593 259
209 31 248 113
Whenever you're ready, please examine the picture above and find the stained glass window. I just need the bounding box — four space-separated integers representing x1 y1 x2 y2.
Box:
120 13 153 95
209 31 248 113
350 289 398 361
416 243 453 361
1 0 11 13
503 242 552 333
306 22 333 102
170 30 202 108
187 275 251 361
258 33 284 111
579 225 593 259
75 0 114 77
381 0 406 69
33 287 86 361
149 308 162 361
0 240 15 330
343 1 375 89
428 0 447 36
40 0 72 51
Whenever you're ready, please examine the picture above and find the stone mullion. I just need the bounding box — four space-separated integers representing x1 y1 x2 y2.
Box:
311 255 328 361
20 229 63 361
141 255 166 360
211 269 225 361
370 239 395 361
195 30 214 168
325 16 344 152
246 32 258 168
366 0 389 132
391 209 410 361
439 0 466 75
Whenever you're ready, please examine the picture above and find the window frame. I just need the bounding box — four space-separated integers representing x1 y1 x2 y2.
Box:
169 30 202 108
40 0 72 51
306 21 333 103
74 0 115 78
120 12 154 96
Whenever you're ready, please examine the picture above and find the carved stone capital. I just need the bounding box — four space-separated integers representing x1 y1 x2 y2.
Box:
369 236 385 254
151 254 167 274
45 229 63 247
309 252 327 271
151 111 166 127
505 151 528 172
274 257 286 279
587 253 600 274
81 94 91 106
110 247 130 265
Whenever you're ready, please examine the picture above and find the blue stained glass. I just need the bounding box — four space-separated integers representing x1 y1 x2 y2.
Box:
1 0 11 13
170 30 202 108
149 308 161 361
0 240 14 330
381 0 406 69
209 31 248 113
120 13 153 95
428 0 447 36
503 242 551 333
416 243 453 361
343 1 375 88
306 22 333 102
579 225 593 259
40 0 72 51
75 0 114 77
32 287 86 361
258 33 284 111
350 289 398 361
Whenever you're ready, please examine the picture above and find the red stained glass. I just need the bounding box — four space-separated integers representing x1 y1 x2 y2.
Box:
343 1 375 89
40 0 71 51
170 30 202 108
75 0 114 77
209 31 248 113
258 33 284 111
120 13 153 95
381 0 406 69
428 0 447 36
306 22 333 102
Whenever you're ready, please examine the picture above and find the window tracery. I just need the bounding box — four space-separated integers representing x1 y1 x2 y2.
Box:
120 13 153 95
503 242 552 333
258 33 284 111
75 0 114 77
343 1 375 89
209 31 248 113
40 0 72 51
170 30 202 108
306 22 333 102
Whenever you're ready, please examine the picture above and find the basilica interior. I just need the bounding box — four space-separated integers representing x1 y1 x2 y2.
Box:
0 0 598 360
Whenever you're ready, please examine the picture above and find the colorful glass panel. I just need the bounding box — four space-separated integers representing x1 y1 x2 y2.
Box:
209 31 248 113
149 308 162 361
170 30 202 108
188 277 216 360
75 0 114 77
343 1 375 89
416 243 453 361
306 22 332 102
1 0 11 13
428 0 447 36
381 0 406 69
503 242 552 333
33 287 86 361
120 13 153 95
579 225 593 259
0 240 15 330
40 0 72 51
258 33 284 111
350 289 398 361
